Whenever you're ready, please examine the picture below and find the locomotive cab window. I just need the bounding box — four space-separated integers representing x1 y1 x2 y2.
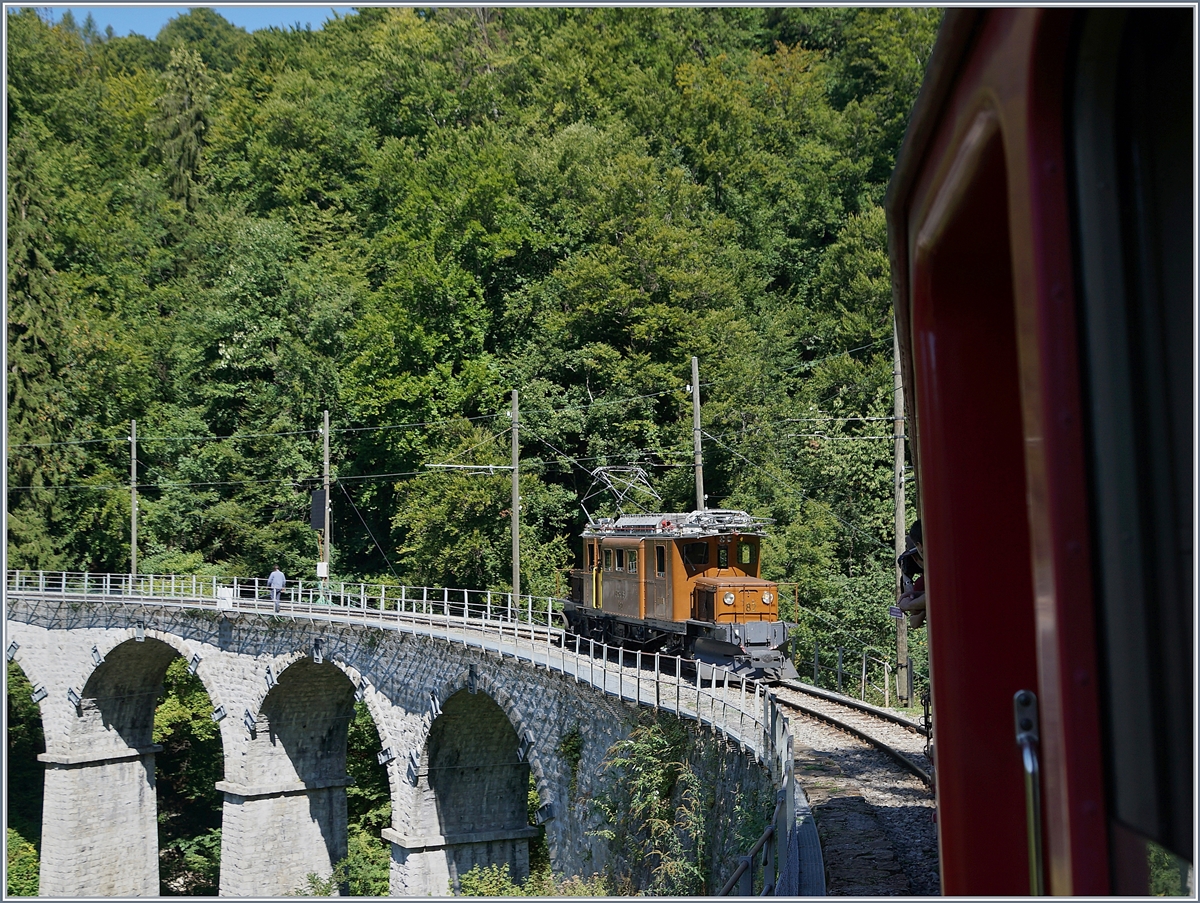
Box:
738 542 757 567
615 549 625 571
603 549 612 570
588 543 596 569
627 550 637 574
655 546 666 577
717 546 729 568
683 542 709 566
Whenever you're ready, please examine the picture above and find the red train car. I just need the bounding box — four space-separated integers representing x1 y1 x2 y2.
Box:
887 8 1192 895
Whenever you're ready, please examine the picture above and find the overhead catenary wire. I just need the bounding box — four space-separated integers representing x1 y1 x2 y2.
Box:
9 335 892 453
701 429 894 554
10 415 897 491
337 481 402 583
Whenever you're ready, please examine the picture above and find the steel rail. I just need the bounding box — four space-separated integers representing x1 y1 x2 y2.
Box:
775 678 929 735
777 696 933 787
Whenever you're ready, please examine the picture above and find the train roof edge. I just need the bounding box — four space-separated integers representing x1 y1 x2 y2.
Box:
582 508 774 538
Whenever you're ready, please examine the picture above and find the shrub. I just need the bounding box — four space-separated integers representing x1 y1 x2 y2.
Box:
6 828 39 896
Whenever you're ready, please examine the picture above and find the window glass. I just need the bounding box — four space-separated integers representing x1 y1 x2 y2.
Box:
738 542 757 566
656 546 666 577
684 542 709 566
616 549 625 571
604 549 612 570
628 551 638 573
718 546 729 568
588 543 596 569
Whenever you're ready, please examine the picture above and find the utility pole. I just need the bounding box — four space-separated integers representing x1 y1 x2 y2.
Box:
511 390 520 598
691 356 705 512
322 409 331 578
130 419 138 578
893 324 910 707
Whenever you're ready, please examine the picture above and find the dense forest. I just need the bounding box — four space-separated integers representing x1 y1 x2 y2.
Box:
7 5 940 893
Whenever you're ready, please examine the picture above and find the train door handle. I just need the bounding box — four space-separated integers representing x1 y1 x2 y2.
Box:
1014 689 1045 895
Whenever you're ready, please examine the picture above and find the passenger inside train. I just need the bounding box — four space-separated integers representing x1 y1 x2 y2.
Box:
897 520 926 628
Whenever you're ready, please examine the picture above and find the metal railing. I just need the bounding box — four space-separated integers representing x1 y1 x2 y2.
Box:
718 791 790 896
6 570 794 875
5 570 560 631
809 640 900 707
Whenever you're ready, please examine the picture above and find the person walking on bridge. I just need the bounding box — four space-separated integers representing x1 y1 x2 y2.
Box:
268 565 286 612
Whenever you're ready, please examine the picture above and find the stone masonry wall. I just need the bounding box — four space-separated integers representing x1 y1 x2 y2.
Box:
7 597 779 896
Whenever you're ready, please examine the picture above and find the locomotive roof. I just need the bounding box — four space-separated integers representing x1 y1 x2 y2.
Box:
582 508 773 538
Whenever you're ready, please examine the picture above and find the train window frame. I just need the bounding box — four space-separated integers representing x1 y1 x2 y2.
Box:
627 550 637 574
1071 8 1193 863
655 545 666 578
717 546 729 568
603 548 612 571
615 549 625 571
588 543 596 569
738 541 757 567
683 542 709 567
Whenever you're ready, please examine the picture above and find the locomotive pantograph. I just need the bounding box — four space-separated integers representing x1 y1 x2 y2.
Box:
563 508 799 680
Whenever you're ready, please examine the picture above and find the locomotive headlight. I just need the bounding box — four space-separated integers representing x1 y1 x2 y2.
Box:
762 591 775 605
722 592 736 606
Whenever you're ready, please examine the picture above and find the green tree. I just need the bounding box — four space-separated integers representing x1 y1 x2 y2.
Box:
154 658 223 894
156 8 249 73
154 46 212 210
6 662 45 853
6 124 80 569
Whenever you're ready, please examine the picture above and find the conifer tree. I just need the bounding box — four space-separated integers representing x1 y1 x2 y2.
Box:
154 46 212 211
6 126 75 568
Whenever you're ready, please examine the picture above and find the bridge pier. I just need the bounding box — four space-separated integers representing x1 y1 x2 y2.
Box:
385 827 542 896
217 779 350 896
38 747 162 896
215 657 357 894
387 688 538 895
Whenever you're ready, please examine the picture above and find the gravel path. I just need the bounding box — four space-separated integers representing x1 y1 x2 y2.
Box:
785 693 941 895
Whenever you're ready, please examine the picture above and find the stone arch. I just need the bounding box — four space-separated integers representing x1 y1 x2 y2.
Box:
81 629 228 749
6 647 50 714
428 665 553 813
329 658 404 806
217 653 358 896
40 635 225 897
392 664 544 895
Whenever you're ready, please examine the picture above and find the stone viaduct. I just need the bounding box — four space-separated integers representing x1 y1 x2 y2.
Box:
5 577 791 897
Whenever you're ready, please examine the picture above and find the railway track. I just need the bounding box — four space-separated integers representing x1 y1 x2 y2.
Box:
773 680 932 786
772 680 940 896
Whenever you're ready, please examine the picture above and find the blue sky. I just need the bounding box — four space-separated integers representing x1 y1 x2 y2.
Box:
39 6 359 38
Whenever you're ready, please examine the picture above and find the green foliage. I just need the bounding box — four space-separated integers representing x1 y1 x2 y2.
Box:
161 828 221 895
557 725 585 798
590 716 711 894
7 6 941 688
294 829 390 896
1148 841 1190 896
153 46 212 209
6 662 45 848
456 862 522 896
6 827 39 896
523 870 612 896
455 861 611 897
345 702 391 836
5 665 42 897
154 657 223 894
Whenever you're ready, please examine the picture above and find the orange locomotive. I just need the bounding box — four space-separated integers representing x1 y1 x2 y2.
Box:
564 508 798 680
